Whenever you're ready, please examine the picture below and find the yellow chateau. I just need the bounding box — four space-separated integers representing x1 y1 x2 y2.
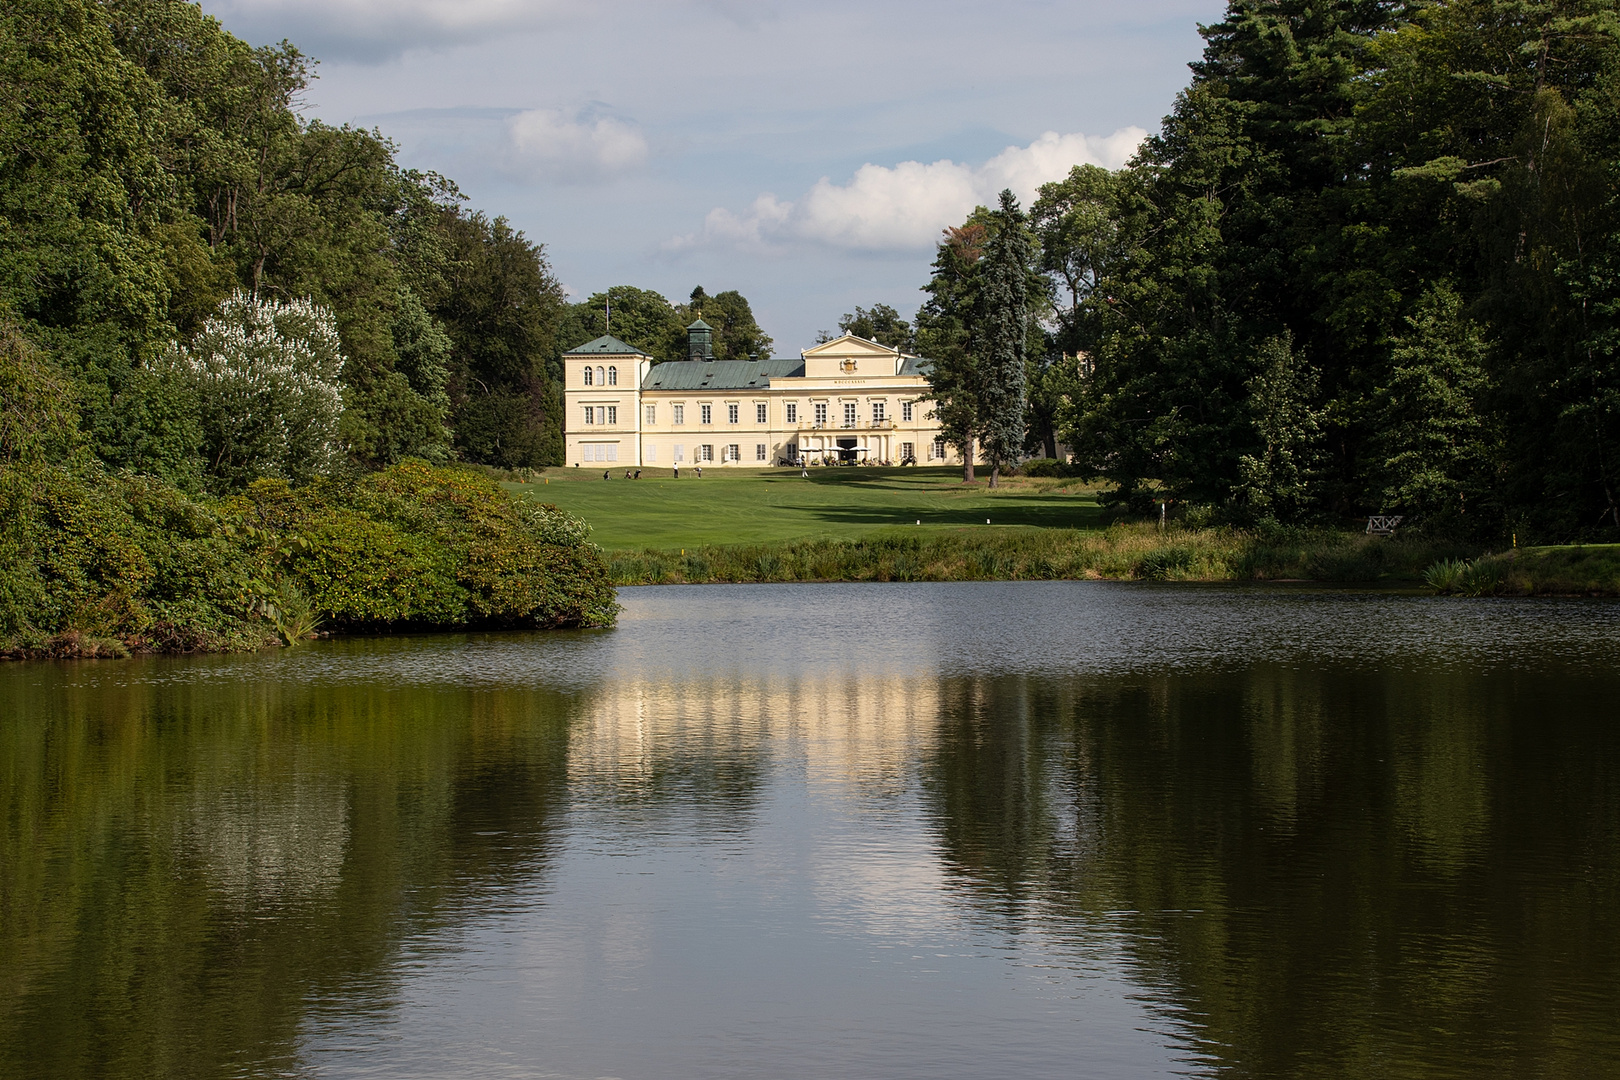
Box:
563 319 974 468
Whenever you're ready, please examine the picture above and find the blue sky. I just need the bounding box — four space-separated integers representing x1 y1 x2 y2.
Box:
200 0 1226 352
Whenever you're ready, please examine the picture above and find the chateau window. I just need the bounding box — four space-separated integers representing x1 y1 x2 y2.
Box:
755 443 767 461
700 444 714 462
646 405 656 425
728 404 739 424
606 444 618 462
814 403 827 425
701 404 713 424
606 406 617 425
756 403 768 424
584 406 595 425
725 443 739 462
583 366 593 386
646 444 657 461
673 404 684 425
674 444 685 461
872 402 886 422
596 366 605 386
607 366 617 386
902 401 913 421
901 441 914 462
932 437 946 460
786 403 797 423
843 403 857 427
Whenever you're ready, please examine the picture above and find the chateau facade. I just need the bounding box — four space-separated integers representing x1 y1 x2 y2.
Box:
563 320 973 468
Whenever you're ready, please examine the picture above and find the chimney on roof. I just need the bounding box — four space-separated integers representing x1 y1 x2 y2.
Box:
687 318 714 361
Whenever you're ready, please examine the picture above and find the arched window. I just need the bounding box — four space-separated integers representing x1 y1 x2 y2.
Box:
583 366 593 386
596 366 606 386
607 366 618 386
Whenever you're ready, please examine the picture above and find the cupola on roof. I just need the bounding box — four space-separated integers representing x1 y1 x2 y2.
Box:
686 317 715 361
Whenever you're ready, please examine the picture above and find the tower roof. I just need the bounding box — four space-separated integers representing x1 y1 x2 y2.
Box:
686 317 714 331
565 335 651 357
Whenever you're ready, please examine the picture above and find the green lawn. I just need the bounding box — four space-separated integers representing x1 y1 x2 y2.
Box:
509 466 1106 550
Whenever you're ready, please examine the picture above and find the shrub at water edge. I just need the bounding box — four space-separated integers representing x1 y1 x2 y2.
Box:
0 461 617 658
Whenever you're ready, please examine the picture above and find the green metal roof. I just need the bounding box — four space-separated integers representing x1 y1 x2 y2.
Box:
564 335 651 356
897 356 934 377
685 317 713 330
640 359 805 391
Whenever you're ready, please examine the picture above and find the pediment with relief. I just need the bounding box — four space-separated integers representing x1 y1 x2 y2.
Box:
800 333 903 378
801 333 899 359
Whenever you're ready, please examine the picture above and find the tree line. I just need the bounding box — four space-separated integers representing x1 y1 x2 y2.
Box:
908 0 1620 541
1 0 774 491
13 0 1619 543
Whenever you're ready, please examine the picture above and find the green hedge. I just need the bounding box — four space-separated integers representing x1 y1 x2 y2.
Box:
0 460 617 657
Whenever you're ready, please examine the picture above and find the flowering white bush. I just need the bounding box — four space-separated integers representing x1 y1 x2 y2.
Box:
523 501 593 547
169 291 346 488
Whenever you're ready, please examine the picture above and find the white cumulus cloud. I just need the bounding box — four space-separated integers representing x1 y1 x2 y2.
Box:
507 109 649 182
669 127 1148 254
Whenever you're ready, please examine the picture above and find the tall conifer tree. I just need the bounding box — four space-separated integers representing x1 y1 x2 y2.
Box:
918 219 988 481
976 190 1032 487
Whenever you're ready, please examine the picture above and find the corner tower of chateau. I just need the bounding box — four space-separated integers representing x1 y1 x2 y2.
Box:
561 335 652 467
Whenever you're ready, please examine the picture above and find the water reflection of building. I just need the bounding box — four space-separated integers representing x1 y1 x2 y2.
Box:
567 675 946 797
184 777 350 905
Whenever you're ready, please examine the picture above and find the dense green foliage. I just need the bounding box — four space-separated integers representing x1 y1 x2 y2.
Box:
918 219 989 479
0 0 624 654
0 331 614 655
918 198 1047 482
554 284 773 364
1036 0 1620 541
975 192 1034 483
0 457 616 655
1 0 567 474
834 303 917 352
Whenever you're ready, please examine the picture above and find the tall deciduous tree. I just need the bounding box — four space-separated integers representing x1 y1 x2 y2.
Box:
434 212 564 469
837 304 916 352
686 287 773 361
1032 164 1126 361
557 287 688 364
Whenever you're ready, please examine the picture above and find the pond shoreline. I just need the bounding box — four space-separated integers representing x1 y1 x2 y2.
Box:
606 524 1478 589
13 532 1616 661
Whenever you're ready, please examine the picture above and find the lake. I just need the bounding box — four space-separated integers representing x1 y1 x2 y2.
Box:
4 582 1619 1078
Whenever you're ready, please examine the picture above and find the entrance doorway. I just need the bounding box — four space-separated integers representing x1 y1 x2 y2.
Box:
836 438 858 464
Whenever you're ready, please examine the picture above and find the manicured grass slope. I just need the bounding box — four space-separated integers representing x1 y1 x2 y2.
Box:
510 467 1105 550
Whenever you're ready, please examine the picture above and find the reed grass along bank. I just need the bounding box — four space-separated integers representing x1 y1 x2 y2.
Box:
607 525 1477 588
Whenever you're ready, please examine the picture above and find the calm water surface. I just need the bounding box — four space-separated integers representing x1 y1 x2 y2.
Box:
4 582 1620 1079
